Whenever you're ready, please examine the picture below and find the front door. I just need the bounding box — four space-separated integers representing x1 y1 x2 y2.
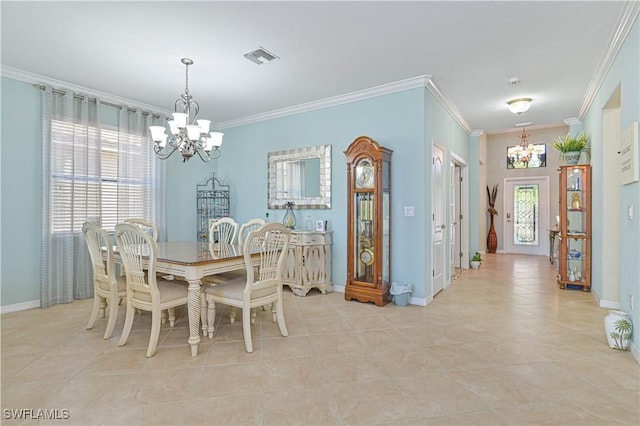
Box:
503 177 550 256
432 145 445 296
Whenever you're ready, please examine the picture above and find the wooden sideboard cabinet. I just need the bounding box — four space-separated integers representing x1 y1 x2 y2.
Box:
282 230 333 296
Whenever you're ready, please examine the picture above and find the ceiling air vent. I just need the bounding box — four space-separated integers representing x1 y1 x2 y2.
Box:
244 46 279 65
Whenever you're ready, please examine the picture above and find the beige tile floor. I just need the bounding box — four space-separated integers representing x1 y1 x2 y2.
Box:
2 254 639 425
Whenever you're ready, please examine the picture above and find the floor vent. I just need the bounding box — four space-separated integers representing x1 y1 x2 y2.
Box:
244 47 279 65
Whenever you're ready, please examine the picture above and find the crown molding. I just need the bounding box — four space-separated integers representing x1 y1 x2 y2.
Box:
564 117 581 126
1 65 172 115
470 130 484 137
217 75 431 129
219 74 472 135
5 64 472 136
425 79 472 134
579 1 640 120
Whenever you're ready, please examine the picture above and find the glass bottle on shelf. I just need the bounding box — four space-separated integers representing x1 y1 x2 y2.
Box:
305 215 313 231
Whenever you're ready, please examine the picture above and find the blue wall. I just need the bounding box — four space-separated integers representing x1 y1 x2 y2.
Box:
166 88 439 299
1 77 42 306
1 78 470 307
581 17 640 350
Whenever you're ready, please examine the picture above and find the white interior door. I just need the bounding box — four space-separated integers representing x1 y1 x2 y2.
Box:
432 145 445 296
503 176 550 256
449 160 458 280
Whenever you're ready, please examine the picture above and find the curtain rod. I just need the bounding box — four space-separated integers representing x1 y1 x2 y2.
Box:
33 84 164 119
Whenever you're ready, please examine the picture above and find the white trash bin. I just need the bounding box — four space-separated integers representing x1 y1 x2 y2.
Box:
390 282 412 307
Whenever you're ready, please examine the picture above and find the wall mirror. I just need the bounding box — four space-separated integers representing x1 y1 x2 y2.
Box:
267 144 331 209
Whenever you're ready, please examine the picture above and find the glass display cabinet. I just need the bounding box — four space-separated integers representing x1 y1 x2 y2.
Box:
344 136 392 306
557 165 591 291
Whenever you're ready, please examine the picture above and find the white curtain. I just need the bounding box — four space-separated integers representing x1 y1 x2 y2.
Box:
40 86 166 307
116 105 167 241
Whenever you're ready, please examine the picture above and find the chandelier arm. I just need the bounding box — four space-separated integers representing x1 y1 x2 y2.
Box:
153 142 180 160
189 100 199 123
194 149 212 162
209 147 222 160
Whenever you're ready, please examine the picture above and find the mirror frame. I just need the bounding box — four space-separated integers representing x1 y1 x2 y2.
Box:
267 144 331 209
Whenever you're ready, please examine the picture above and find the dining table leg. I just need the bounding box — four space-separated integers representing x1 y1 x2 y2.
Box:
187 279 202 356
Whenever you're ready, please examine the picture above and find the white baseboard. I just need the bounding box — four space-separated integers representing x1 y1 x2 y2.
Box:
409 296 427 306
0 299 40 314
332 285 427 307
599 299 622 310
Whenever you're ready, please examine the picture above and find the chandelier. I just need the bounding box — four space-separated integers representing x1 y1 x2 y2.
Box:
518 127 530 146
149 58 223 162
507 127 546 168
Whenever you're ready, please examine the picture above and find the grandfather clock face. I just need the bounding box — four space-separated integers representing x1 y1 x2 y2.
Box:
355 158 375 189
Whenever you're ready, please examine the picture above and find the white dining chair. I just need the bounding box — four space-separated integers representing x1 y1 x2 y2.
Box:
123 217 158 241
205 223 291 352
206 218 267 325
209 217 238 244
236 218 266 245
115 222 188 357
83 221 127 339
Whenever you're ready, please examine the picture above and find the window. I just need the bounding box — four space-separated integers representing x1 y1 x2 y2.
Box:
41 87 165 307
50 118 159 233
507 143 546 169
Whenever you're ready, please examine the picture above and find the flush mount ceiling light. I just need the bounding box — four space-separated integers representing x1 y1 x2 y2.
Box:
149 58 223 162
507 97 532 114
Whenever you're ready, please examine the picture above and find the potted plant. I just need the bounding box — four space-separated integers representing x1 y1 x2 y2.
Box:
470 252 482 269
552 132 590 165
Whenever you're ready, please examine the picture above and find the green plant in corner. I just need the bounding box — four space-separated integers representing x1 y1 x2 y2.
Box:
472 252 482 262
553 132 591 157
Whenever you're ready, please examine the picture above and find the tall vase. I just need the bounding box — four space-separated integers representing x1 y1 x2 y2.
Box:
487 215 497 253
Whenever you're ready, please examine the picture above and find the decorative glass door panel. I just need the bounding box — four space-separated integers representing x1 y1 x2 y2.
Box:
513 184 539 246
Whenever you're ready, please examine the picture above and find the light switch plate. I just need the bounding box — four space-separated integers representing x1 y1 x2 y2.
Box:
404 206 414 217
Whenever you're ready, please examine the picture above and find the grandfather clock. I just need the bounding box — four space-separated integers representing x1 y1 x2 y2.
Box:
344 136 392 306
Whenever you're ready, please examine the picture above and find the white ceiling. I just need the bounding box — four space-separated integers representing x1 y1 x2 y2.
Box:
0 1 632 134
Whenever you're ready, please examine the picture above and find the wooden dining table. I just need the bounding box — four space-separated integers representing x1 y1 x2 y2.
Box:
112 241 251 356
